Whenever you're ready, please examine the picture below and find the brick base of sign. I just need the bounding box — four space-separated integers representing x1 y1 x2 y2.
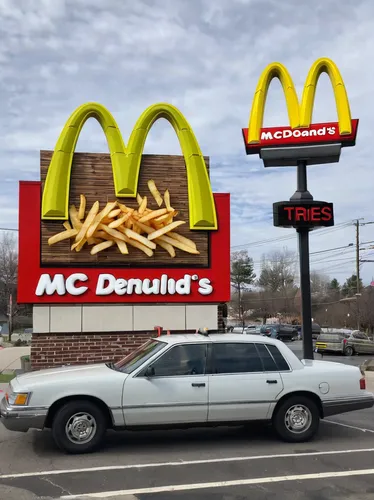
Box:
31 331 157 371
31 304 224 370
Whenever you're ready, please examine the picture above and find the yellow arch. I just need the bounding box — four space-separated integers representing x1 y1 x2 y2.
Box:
247 57 352 144
247 62 300 144
41 102 217 230
299 58 352 134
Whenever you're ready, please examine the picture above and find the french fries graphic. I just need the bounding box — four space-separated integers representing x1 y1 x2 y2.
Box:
47 181 200 258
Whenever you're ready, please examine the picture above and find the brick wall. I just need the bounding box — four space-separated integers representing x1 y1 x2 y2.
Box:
217 304 225 332
31 332 155 370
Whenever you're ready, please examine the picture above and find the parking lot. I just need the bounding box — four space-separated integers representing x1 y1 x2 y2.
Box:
0 343 374 499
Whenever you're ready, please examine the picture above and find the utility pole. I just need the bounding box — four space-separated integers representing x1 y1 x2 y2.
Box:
355 219 361 331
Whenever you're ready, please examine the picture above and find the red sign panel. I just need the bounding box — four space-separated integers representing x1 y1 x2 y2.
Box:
242 119 359 155
18 182 231 304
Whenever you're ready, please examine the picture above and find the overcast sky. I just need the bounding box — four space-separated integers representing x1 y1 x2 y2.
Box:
1 0 374 285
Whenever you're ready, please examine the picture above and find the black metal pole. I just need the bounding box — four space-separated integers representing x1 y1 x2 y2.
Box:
292 160 314 360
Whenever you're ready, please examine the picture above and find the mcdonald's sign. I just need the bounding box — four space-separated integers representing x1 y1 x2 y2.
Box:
242 58 359 154
17 103 230 304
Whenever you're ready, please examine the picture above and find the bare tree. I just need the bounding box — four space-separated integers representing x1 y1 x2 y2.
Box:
0 232 18 339
258 249 297 292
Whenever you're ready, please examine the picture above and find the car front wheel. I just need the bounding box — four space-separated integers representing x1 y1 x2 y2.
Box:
52 400 107 454
273 396 320 443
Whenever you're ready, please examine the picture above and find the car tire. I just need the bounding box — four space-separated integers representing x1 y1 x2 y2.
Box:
272 396 320 443
344 345 354 357
51 400 107 454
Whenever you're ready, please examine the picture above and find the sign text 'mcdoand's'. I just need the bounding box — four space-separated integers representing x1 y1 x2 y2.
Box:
35 273 213 297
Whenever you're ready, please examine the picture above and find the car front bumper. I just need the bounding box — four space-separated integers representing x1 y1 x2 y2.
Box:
322 393 374 417
0 396 48 432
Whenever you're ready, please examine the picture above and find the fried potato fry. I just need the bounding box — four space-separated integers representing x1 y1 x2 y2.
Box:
168 231 197 250
148 180 163 207
164 189 173 212
78 194 86 220
69 205 82 231
48 228 78 246
108 208 121 218
158 234 200 254
137 193 143 205
118 203 133 214
87 237 102 245
98 223 128 242
154 212 175 223
86 201 117 238
148 221 185 241
115 239 129 254
122 233 154 257
90 240 115 255
63 221 72 230
74 201 100 243
123 227 157 250
138 208 168 223
138 196 147 215
133 220 154 234
108 211 132 229
154 238 175 257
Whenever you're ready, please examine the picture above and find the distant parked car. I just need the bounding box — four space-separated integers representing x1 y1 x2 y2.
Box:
315 331 374 356
261 324 298 342
297 323 321 340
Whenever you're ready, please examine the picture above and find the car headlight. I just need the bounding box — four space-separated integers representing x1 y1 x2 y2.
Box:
5 389 30 406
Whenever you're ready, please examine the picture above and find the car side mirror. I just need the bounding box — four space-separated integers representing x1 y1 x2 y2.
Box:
144 365 155 378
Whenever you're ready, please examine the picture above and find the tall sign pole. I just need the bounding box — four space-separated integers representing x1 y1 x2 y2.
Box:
242 57 358 360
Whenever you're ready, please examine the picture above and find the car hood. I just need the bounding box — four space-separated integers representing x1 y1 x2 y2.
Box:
11 363 120 391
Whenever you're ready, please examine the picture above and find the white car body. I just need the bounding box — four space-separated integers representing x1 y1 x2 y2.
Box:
1 334 373 438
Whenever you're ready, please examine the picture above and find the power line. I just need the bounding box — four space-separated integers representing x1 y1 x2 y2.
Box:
231 221 352 250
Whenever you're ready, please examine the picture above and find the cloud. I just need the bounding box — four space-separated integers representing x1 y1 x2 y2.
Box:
1 0 374 284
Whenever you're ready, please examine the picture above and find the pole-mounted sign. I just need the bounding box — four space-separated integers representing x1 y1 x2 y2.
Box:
242 57 358 360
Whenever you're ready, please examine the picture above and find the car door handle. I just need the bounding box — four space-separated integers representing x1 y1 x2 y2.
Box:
266 380 278 384
191 383 206 387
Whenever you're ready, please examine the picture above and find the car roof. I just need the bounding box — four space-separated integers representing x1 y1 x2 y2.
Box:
154 333 280 345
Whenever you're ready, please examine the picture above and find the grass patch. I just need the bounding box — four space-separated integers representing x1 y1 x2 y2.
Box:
0 373 16 383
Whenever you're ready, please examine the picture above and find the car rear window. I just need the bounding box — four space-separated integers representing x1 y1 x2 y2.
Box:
255 344 278 371
266 344 290 371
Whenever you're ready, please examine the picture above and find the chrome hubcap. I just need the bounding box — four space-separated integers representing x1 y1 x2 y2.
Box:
65 412 97 444
284 404 312 434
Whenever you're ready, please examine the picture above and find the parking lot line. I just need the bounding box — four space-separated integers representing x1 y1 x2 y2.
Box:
324 419 374 433
1 447 374 480
59 468 374 498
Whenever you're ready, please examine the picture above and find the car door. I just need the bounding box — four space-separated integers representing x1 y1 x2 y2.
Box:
359 333 374 354
121 342 209 426
351 333 365 353
207 342 284 422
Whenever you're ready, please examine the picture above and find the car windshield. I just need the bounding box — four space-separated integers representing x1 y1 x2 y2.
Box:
114 339 166 374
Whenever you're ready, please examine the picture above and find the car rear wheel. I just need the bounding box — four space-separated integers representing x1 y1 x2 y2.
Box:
273 396 320 443
52 400 107 454
344 345 354 356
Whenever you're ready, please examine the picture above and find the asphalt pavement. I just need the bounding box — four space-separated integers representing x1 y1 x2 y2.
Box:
0 341 373 499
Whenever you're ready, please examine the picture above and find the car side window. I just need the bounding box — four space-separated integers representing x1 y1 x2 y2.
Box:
146 344 207 377
266 344 290 371
212 343 263 374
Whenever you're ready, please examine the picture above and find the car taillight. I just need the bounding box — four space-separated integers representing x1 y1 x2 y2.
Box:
360 377 366 390
343 338 347 345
